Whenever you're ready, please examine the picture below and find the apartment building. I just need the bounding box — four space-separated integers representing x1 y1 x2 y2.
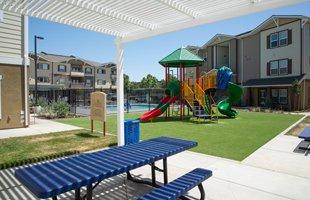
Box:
29 52 116 106
0 10 29 129
188 15 310 110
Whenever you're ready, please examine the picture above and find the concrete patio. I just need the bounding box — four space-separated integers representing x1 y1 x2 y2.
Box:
0 117 82 139
0 130 309 200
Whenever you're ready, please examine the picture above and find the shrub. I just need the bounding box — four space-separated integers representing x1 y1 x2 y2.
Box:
51 100 70 118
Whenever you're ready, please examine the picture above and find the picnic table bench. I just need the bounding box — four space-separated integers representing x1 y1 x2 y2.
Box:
15 137 198 200
298 127 310 150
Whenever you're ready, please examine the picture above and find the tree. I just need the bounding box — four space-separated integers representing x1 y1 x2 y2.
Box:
140 74 159 88
124 74 130 91
292 79 301 111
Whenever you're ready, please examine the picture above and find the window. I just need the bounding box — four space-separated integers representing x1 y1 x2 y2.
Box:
97 79 106 85
85 79 92 86
271 89 278 104
111 80 116 85
85 67 92 74
268 30 291 49
268 59 290 76
271 88 288 105
279 89 288 104
38 63 49 70
111 69 116 75
279 30 288 46
58 65 66 72
279 59 288 75
37 77 49 83
97 69 106 74
270 33 278 48
57 78 66 84
270 60 278 76
0 75 2 119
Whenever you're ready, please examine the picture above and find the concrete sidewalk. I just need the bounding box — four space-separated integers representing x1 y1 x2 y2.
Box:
0 118 82 139
1 150 309 200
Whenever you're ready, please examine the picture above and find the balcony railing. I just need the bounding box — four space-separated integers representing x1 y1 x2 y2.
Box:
71 71 84 77
70 82 84 89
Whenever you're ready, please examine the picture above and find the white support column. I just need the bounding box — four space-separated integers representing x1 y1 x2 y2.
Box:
23 15 29 127
116 37 124 146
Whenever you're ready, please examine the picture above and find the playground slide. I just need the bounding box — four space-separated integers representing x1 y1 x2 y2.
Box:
140 96 177 121
140 80 179 122
217 82 243 118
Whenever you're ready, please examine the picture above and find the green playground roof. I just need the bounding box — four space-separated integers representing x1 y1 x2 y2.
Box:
159 48 204 68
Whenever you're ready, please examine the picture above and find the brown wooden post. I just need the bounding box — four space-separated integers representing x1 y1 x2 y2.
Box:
91 120 94 132
103 121 106 136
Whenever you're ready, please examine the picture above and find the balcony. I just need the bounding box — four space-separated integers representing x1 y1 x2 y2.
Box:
70 82 85 89
70 71 84 77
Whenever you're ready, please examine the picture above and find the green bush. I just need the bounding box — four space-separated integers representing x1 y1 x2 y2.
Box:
51 100 70 118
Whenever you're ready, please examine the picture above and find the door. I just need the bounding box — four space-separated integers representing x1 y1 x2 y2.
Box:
259 88 267 107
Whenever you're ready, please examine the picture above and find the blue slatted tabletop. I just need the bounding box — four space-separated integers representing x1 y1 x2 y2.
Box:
299 127 310 140
15 137 197 199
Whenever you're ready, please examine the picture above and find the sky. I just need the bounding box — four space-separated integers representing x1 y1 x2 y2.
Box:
29 1 310 81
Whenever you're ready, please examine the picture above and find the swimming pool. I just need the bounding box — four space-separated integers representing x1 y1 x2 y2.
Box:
73 104 157 116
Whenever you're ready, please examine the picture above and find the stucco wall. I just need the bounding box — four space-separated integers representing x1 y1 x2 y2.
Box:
260 20 301 78
242 33 261 82
302 21 310 79
0 64 25 129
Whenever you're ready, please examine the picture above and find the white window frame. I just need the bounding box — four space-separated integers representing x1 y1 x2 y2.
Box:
85 67 92 74
270 32 278 48
278 30 288 46
85 78 92 86
58 65 66 72
0 75 2 119
37 77 49 83
270 60 278 76
279 59 288 75
279 89 288 104
38 63 49 70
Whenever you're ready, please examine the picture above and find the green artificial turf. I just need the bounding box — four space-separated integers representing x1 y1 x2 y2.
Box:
55 111 302 161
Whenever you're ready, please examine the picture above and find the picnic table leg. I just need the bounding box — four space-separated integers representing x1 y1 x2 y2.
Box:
86 184 93 200
198 183 205 200
163 158 168 185
75 188 81 200
151 162 156 186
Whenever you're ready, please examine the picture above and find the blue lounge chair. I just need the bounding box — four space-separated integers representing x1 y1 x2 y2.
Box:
138 168 212 200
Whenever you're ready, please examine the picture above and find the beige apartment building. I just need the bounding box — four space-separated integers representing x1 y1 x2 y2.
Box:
0 10 29 129
188 15 310 110
29 52 116 106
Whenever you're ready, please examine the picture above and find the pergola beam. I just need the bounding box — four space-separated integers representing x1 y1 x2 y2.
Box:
123 0 304 42
156 0 201 19
58 0 157 30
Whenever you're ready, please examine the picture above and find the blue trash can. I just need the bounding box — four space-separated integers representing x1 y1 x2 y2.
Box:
124 120 140 145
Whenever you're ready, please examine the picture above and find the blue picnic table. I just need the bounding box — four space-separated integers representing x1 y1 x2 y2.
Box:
15 137 197 200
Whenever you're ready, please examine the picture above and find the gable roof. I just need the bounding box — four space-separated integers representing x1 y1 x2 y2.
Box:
202 34 235 48
237 15 309 38
159 48 204 68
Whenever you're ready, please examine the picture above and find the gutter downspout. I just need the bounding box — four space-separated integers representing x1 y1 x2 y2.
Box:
23 15 29 127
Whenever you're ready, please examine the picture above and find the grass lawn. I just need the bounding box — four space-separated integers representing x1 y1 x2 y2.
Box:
55 111 303 161
0 129 116 166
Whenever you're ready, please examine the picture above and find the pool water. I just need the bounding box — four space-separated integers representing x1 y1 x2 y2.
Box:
107 104 156 113
74 104 157 116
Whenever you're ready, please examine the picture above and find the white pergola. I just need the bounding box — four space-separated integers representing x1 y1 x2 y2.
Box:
0 0 303 145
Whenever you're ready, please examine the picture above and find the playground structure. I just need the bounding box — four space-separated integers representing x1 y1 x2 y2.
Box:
140 48 243 122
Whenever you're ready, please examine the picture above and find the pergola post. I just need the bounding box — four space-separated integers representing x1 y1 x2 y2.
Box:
116 37 124 146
